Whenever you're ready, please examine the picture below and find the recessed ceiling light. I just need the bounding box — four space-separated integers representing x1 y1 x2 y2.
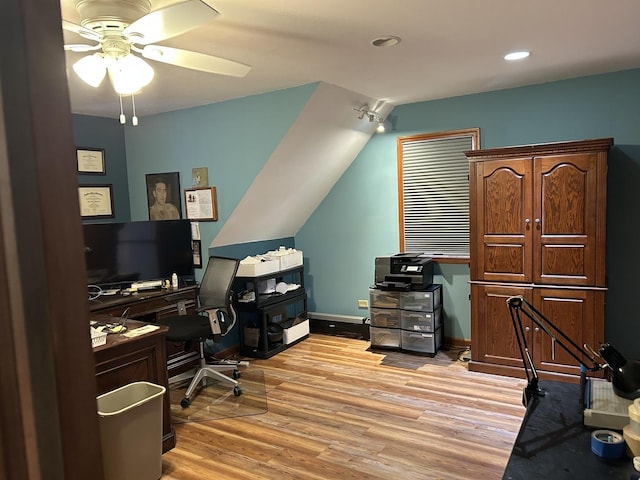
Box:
504 51 530 61
372 36 401 47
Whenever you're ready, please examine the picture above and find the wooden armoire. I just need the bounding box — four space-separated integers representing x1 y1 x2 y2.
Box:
466 138 613 381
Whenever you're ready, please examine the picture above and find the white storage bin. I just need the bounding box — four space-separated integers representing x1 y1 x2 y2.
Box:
401 328 442 355
237 256 280 277
369 326 401 348
370 307 402 328
266 248 303 270
283 318 310 345
399 284 442 312
369 289 401 309
400 307 442 333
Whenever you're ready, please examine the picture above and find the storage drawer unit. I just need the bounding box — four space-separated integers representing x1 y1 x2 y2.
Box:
370 308 401 328
401 328 442 355
370 326 401 349
400 307 442 332
369 283 444 356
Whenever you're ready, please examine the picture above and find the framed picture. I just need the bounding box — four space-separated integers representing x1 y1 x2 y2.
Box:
192 240 202 269
146 172 182 221
76 148 105 174
184 186 218 221
192 167 209 187
78 184 114 218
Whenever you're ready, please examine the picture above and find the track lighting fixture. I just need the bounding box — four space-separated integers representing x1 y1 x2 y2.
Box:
353 104 386 133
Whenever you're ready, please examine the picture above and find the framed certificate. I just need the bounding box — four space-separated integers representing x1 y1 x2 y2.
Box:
76 148 106 174
184 186 218 221
78 185 114 218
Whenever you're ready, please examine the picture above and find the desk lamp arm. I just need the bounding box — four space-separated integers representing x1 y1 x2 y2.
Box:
506 295 603 406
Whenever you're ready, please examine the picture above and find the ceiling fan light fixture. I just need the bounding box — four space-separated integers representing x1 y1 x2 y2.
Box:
73 53 107 87
107 54 155 94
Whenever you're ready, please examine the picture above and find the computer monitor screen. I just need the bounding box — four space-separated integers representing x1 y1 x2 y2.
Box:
83 220 194 286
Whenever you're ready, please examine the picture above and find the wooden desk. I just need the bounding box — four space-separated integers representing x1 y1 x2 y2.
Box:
90 286 199 378
93 320 176 453
503 381 634 479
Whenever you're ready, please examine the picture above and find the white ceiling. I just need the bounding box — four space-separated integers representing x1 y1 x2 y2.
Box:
61 0 640 119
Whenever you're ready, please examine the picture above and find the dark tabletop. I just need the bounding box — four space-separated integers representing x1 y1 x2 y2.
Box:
503 380 635 480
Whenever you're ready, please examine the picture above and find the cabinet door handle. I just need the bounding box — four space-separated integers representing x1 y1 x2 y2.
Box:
525 218 531 224
525 326 530 332
535 218 541 224
551 337 556 361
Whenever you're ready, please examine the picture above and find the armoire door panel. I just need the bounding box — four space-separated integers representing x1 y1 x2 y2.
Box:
475 158 533 282
540 245 587 280
533 288 592 376
471 283 530 367
483 243 526 277
533 154 599 285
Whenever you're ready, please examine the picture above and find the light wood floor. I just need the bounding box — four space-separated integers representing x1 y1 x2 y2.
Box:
161 334 526 480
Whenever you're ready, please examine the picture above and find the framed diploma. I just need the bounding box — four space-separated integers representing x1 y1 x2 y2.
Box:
76 148 106 174
78 185 114 218
184 186 218 221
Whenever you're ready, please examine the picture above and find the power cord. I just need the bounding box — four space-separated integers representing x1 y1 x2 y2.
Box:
457 346 471 362
88 284 103 301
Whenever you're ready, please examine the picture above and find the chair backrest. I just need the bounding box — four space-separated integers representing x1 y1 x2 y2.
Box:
198 256 240 312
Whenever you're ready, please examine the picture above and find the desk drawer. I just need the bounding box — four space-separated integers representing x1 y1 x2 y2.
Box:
369 289 401 309
370 307 401 328
400 307 442 333
401 328 442 355
370 327 401 349
399 284 442 312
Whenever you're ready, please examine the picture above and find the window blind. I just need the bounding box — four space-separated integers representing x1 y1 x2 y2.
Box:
398 129 479 258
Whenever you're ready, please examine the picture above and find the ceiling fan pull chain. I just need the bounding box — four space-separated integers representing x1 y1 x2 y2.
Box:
119 94 126 125
131 94 139 126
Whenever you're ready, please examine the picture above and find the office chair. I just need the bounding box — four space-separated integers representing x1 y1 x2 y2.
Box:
158 256 244 408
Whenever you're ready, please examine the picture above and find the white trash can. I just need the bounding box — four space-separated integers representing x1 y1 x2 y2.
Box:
97 381 166 480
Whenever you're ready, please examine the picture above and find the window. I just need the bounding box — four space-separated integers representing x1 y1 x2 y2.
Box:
397 128 479 262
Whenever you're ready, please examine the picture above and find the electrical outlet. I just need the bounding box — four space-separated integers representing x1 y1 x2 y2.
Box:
357 299 369 308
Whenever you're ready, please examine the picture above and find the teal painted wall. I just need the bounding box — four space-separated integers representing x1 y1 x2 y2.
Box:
123 82 318 280
296 69 640 358
73 115 130 223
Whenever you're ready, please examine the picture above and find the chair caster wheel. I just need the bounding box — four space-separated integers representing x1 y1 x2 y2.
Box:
180 397 191 408
233 370 241 380
233 386 242 396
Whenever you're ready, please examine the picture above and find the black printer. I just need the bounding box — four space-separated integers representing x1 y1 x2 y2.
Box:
374 253 434 290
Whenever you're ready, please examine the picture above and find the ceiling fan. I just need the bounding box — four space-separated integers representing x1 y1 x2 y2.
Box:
63 0 251 96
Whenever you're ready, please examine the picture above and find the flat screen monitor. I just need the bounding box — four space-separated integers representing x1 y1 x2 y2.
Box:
83 220 194 287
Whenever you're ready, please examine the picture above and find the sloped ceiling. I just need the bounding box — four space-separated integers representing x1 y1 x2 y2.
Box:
211 82 393 247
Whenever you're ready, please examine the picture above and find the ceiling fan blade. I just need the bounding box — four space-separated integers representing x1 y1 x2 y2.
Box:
62 20 102 42
123 0 219 46
64 43 101 53
140 45 251 77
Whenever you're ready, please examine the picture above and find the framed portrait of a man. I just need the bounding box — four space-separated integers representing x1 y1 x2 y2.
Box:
146 172 182 221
